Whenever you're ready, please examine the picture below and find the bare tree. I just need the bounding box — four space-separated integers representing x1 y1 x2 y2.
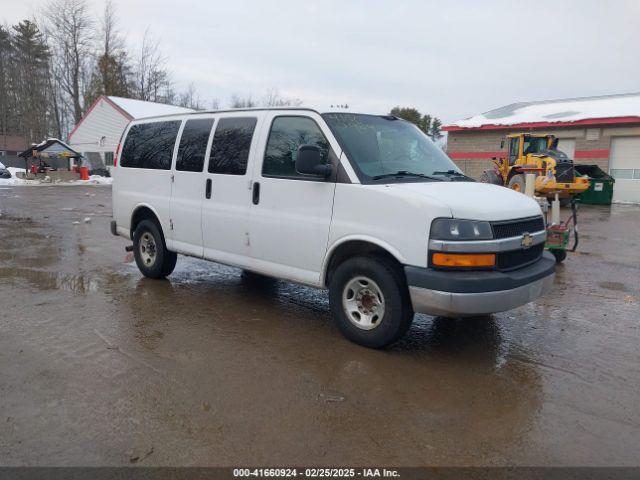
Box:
261 88 302 107
210 98 221 110
99 1 124 59
38 19 69 139
96 1 130 95
83 1 132 107
45 60 64 138
44 0 93 124
229 94 256 108
162 86 177 106
177 82 203 110
133 29 171 103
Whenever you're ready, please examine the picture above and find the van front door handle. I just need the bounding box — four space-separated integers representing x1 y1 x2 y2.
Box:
205 178 212 199
252 182 260 205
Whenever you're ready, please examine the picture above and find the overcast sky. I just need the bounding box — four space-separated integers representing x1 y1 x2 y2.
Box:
2 0 640 123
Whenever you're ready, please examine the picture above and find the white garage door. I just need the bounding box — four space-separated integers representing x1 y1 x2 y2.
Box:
557 138 575 159
610 137 640 203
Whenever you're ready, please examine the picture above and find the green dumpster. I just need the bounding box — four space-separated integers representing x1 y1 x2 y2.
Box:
574 164 615 205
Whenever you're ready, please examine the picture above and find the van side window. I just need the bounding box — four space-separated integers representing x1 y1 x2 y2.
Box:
262 116 329 178
176 118 214 172
120 121 181 170
208 117 257 175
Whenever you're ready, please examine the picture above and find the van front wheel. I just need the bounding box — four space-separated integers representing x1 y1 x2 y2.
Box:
133 219 177 278
329 256 413 348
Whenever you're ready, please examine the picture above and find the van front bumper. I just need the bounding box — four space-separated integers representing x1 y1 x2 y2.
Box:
405 252 555 317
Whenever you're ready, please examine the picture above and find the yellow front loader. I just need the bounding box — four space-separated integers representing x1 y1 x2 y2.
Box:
480 133 589 199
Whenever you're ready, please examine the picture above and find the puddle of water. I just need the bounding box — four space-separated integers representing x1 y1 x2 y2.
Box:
0 267 100 294
0 214 35 224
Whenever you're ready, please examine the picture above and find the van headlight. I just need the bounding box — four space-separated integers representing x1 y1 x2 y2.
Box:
430 218 493 240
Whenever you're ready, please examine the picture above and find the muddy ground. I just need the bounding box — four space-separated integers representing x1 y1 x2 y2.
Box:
0 185 638 467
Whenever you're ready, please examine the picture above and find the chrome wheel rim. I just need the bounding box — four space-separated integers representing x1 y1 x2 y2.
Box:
139 232 157 267
342 276 385 330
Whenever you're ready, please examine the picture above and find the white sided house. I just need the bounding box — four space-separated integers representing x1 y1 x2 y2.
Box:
68 96 193 171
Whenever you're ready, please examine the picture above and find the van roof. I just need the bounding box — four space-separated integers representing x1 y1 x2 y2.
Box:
130 106 324 122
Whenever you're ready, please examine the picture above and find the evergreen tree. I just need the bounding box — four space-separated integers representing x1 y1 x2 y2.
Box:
419 114 431 135
11 20 52 143
85 51 132 106
430 118 443 140
0 26 13 140
390 106 422 127
389 106 443 140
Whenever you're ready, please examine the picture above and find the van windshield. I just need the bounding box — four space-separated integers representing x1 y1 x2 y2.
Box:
322 113 464 183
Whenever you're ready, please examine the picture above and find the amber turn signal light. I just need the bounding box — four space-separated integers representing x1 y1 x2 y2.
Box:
432 252 496 268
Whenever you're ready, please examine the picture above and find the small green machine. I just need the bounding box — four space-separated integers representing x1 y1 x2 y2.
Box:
543 196 579 263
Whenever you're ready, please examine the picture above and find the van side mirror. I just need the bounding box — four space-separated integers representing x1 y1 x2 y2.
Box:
500 139 505 149
295 144 332 177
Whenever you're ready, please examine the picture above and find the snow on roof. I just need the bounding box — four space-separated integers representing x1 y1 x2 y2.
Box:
107 96 194 119
32 137 73 149
22 138 80 156
447 92 640 129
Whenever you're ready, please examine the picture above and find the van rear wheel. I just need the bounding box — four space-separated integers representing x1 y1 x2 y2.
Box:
329 256 413 348
133 219 177 278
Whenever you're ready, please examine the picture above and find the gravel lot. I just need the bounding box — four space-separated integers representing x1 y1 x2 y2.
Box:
0 185 638 466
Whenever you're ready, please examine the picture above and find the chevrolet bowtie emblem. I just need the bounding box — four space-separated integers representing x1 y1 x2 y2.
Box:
521 232 534 249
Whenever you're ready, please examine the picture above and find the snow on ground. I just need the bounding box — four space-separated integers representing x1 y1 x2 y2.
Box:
451 92 640 128
83 175 113 185
0 167 112 186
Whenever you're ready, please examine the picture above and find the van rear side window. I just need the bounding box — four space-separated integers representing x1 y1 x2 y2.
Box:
120 121 181 170
176 118 214 172
208 117 257 175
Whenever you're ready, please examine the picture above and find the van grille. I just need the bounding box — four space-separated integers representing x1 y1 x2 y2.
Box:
491 216 545 239
497 243 545 271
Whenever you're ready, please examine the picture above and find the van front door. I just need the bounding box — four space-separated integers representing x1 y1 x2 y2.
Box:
201 115 261 264
249 113 339 286
170 117 214 257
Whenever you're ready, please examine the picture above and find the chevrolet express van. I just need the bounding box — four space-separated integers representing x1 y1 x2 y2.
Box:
111 108 555 348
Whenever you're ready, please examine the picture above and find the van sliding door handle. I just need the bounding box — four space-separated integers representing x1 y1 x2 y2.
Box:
252 182 260 205
205 178 212 199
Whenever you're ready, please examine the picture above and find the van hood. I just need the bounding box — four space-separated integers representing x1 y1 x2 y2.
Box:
390 181 542 221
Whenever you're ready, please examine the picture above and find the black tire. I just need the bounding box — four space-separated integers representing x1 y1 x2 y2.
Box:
328 256 414 348
132 219 177 278
480 169 502 185
551 249 567 264
508 174 526 193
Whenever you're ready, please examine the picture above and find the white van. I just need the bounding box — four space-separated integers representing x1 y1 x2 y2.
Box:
111 108 555 348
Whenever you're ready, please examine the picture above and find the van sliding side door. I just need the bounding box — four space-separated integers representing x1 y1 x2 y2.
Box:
201 113 264 265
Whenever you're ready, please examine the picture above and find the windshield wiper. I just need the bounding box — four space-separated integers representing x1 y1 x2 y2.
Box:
371 170 444 181
432 170 474 181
